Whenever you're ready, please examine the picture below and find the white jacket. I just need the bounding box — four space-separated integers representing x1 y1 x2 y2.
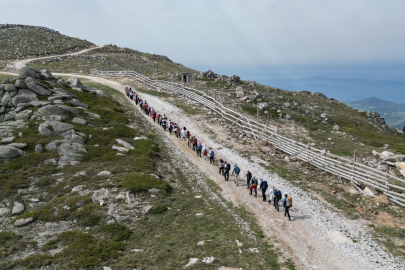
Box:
181 129 187 137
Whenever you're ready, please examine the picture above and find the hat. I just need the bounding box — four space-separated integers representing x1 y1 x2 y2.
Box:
234 164 237 167
285 194 288 197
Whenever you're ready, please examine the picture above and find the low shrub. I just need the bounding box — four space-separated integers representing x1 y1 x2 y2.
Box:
99 224 133 241
149 204 168 214
122 174 172 194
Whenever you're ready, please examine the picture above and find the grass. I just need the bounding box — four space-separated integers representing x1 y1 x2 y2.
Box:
122 173 172 193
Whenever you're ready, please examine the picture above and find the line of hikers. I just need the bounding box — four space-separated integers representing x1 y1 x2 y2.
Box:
125 86 293 221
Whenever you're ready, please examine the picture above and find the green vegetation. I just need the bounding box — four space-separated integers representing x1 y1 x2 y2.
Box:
122 173 172 193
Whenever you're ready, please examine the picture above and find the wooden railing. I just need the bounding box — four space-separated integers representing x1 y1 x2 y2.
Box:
91 69 405 207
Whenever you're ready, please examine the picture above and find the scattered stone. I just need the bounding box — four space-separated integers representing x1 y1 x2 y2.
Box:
12 202 25 216
115 215 127 223
197 240 205 246
71 185 85 192
45 221 71 232
26 81 53 96
14 217 34 227
8 143 27 148
97 171 112 176
38 120 74 136
94 90 105 96
1 137 15 143
131 249 143 252
333 125 339 131
112 145 129 152
235 87 245 98
202 256 215 264
18 67 41 79
148 188 160 193
134 136 149 141
363 187 377 197
327 231 352 244
116 139 134 150
84 111 101 119
72 117 87 125
0 208 11 217
348 188 360 195
106 219 115 225
0 146 24 159
67 77 84 88
184 258 199 267
73 171 87 177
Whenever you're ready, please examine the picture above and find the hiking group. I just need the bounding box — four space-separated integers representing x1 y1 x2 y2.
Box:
125 86 293 221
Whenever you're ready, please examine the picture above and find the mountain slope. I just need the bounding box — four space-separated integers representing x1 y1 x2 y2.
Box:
348 97 405 129
0 24 94 60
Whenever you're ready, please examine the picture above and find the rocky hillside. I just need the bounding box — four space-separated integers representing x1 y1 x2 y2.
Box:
27 45 198 77
0 67 283 269
0 24 94 61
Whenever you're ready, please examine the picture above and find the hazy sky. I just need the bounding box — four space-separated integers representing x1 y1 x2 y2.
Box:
2 0 405 80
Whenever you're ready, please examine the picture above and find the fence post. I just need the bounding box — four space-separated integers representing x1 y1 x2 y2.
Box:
296 134 299 154
324 141 328 166
386 164 390 194
308 139 311 163
353 150 357 183
277 124 280 135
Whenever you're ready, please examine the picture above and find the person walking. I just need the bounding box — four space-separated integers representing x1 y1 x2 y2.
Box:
232 164 241 186
152 111 156 122
168 120 173 135
267 185 275 204
273 188 282 211
209 148 215 164
187 133 191 147
193 137 198 151
197 142 202 157
162 118 167 131
181 127 187 141
219 159 225 175
223 161 230 181
157 114 161 125
245 170 252 189
260 179 268 201
284 194 292 220
249 176 258 197
176 124 181 138
202 145 208 160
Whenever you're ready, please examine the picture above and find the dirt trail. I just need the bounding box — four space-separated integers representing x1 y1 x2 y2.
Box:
1 71 401 269
7 45 105 70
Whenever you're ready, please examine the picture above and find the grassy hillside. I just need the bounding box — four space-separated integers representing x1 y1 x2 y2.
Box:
0 24 94 60
27 45 198 77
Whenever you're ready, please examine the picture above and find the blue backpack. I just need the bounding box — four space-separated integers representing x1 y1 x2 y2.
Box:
263 181 268 189
234 167 240 174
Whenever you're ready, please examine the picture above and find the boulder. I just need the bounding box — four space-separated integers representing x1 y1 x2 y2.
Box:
57 78 68 87
236 87 245 98
2 79 10 84
258 102 269 111
396 162 405 171
12 202 25 216
112 145 129 152
26 81 53 96
12 89 38 106
0 207 11 216
372 150 380 157
67 77 84 88
72 117 87 125
35 144 43 153
41 69 53 79
94 90 105 96
363 187 377 197
333 125 340 131
38 105 74 118
84 111 101 119
14 217 34 227
0 146 23 159
8 143 27 149
15 79 27 90
348 188 360 195
285 114 292 120
311 92 327 99
1 137 15 143
18 67 42 79
395 155 405 162
38 120 74 136
70 99 88 109
116 139 134 150
227 75 241 83
380 151 395 161
97 171 112 176
4 84 17 92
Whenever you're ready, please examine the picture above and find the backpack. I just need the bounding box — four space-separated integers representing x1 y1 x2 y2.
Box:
234 167 240 174
263 181 268 189
276 190 282 200
287 196 292 207
209 150 214 157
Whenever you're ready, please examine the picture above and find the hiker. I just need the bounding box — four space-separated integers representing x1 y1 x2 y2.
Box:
173 123 178 137
162 118 167 131
181 127 187 141
187 132 191 147
193 137 198 151
266 185 275 204
168 120 173 135
135 94 139 105
152 111 156 122
209 148 215 164
245 170 252 189
259 179 268 201
232 164 240 186
176 124 181 138
197 142 202 157
157 113 161 125
273 188 282 211
249 176 258 197
202 145 208 160
224 161 231 181
219 159 225 175
284 194 292 220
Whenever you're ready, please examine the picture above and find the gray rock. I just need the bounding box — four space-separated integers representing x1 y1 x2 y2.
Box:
70 99 88 109
0 146 23 159
15 79 27 89
38 105 72 118
333 125 340 131
73 171 87 178
94 90 105 96
1 92 11 106
58 142 86 155
236 86 245 98
106 219 115 225
8 143 27 149
18 67 42 79
97 171 112 176
12 202 25 216
115 215 127 223
26 81 53 96
112 145 129 152
72 117 87 125
285 114 292 120
4 84 17 92
0 207 11 216
12 89 38 106
116 139 134 150
1 137 15 143
67 77 84 88
57 78 68 87
258 102 269 111
84 111 101 119
35 144 43 153
2 79 10 84
41 69 53 79
14 218 34 227
38 120 74 136
45 221 71 232
311 92 328 99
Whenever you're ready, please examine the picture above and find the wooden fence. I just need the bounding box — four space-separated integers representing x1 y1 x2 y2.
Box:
91 69 405 207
